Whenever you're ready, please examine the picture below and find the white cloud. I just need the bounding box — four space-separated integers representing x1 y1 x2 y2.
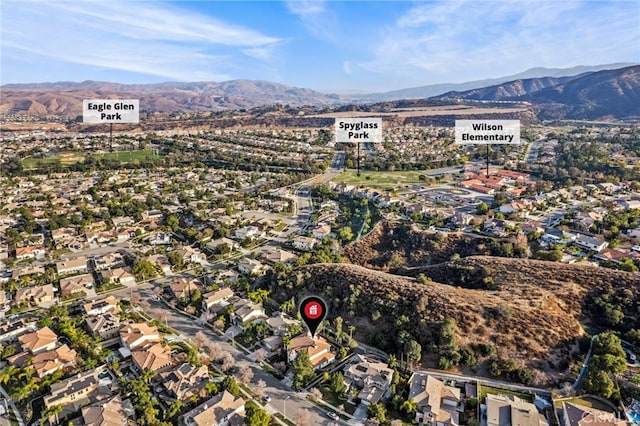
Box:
286 0 326 17
1 0 282 82
343 61 352 75
358 0 640 86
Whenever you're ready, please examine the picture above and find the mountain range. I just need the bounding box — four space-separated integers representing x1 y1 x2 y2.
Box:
434 65 640 119
1 63 638 120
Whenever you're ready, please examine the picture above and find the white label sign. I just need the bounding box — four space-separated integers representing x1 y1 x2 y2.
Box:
335 117 382 143
83 99 139 123
455 120 520 144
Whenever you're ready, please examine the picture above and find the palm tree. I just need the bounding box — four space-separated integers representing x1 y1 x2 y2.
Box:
140 369 156 384
167 400 185 419
402 399 417 415
40 404 62 426
0 365 17 385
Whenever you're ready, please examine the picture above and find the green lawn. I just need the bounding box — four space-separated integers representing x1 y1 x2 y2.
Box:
22 150 160 168
333 169 434 191
554 397 615 412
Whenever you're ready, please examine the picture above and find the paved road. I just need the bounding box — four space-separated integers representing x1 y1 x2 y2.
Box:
112 284 347 425
0 383 25 426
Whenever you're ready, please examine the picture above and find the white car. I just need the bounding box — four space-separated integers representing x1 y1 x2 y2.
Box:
327 412 338 420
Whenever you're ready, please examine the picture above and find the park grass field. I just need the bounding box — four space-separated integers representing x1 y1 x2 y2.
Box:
22 150 159 169
332 169 431 191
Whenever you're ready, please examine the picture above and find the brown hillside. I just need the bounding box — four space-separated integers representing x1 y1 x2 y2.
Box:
343 222 488 270
272 262 591 385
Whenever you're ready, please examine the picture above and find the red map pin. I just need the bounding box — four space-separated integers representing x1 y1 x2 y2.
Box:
299 296 327 338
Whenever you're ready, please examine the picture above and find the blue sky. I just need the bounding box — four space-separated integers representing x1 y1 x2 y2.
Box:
1 1 639 92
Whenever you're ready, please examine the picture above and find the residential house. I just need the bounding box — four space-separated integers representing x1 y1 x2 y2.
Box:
180 390 245 426
147 232 173 246
408 373 461 426
343 354 393 405
51 227 81 249
627 227 640 239
311 224 332 239
100 267 136 286
59 273 94 297
260 248 298 266
142 210 163 221
56 256 89 276
81 394 130 426
486 394 548 426
131 343 173 373
44 366 114 421
483 219 507 237
202 288 234 312
12 264 45 280
266 312 299 337
169 278 202 301
111 216 136 229
594 248 634 265
147 254 172 275
18 326 59 353
237 257 266 275
174 247 206 264
14 284 55 307
120 323 161 350
574 235 608 252
231 299 267 326
0 319 37 342
617 199 640 210
286 334 336 370
15 244 46 260
233 226 263 241
85 313 121 340
205 237 238 254
160 363 210 400
541 229 576 245
499 202 528 215
84 296 119 316
8 344 77 378
292 236 319 251
93 252 125 271
561 401 626 426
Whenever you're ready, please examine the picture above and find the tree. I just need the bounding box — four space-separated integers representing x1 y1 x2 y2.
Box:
245 400 271 426
132 259 158 281
222 375 240 397
167 251 184 270
237 365 254 384
166 214 180 232
291 351 315 389
254 379 267 398
330 372 347 397
583 369 615 398
405 340 422 365
402 398 417 415
0 365 17 384
167 400 185 419
333 316 344 342
294 408 311 426
476 202 489 215
338 226 353 243
367 402 387 423
247 288 269 304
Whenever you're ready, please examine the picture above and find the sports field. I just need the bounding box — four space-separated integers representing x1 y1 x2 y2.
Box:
22 150 159 169
333 169 432 190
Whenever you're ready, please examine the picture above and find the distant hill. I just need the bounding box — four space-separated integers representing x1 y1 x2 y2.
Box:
0 80 345 117
357 63 637 102
434 66 640 119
